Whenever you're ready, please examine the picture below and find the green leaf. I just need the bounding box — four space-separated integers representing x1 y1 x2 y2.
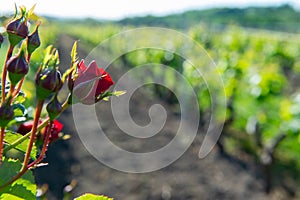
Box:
13 91 26 105
13 104 27 118
111 90 126 97
19 6 27 17
98 90 126 101
26 4 36 19
13 3 18 18
43 45 54 66
4 131 36 160
0 158 36 199
71 41 78 64
75 193 113 200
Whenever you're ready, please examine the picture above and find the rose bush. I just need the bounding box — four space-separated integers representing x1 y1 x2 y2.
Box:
0 5 121 199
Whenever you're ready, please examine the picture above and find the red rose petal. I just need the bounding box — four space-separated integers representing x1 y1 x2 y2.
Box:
78 59 87 75
73 60 114 105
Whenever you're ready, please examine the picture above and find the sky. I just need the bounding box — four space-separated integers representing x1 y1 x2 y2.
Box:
0 0 299 20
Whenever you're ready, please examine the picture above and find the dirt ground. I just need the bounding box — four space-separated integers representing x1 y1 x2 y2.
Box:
34 35 294 200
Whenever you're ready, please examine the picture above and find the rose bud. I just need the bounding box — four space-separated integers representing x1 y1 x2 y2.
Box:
7 48 29 85
46 96 63 121
6 17 28 46
36 67 62 100
0 33 3 48
27 24 41 55
0 103 14 127
72 60 114 105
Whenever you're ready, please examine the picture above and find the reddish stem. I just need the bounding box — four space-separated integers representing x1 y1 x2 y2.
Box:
0 127 5 164
0 100 70 190
0 121 48 190
21 99 44 171
12 78 24 99
0 45 15 164
8 84 15 105
0 121 51 190
27 53 31 62
1 45 14 103
28 121 53 169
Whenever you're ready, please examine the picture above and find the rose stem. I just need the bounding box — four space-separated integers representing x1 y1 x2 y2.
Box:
0 100 44 189
0 128 5 164
21 99 44 171
0 96 69 189
1 44 14 103
0 44 14 164
4 118 49 153
3 99 69 154
27 121 53 169
0 121 51 191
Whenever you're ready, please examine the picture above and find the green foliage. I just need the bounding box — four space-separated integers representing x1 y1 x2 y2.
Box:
4 131 37 160
75 193 113 200
0 158 36 199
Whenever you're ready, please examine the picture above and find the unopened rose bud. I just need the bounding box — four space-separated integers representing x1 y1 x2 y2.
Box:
27 25 41 54
6 17 28 46
36 67 62 100
0 103 14 127
46 96 62 121
7 49 29 85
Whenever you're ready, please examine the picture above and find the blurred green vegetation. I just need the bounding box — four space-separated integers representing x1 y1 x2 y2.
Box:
60 8 300 192
119 4 300 31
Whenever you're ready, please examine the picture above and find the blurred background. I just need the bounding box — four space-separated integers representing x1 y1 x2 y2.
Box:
1 0 300 199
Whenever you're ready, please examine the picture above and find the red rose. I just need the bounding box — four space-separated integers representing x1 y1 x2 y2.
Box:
17 119 63 142
46 120 63 142
73 60 114 105
17 120 40 135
